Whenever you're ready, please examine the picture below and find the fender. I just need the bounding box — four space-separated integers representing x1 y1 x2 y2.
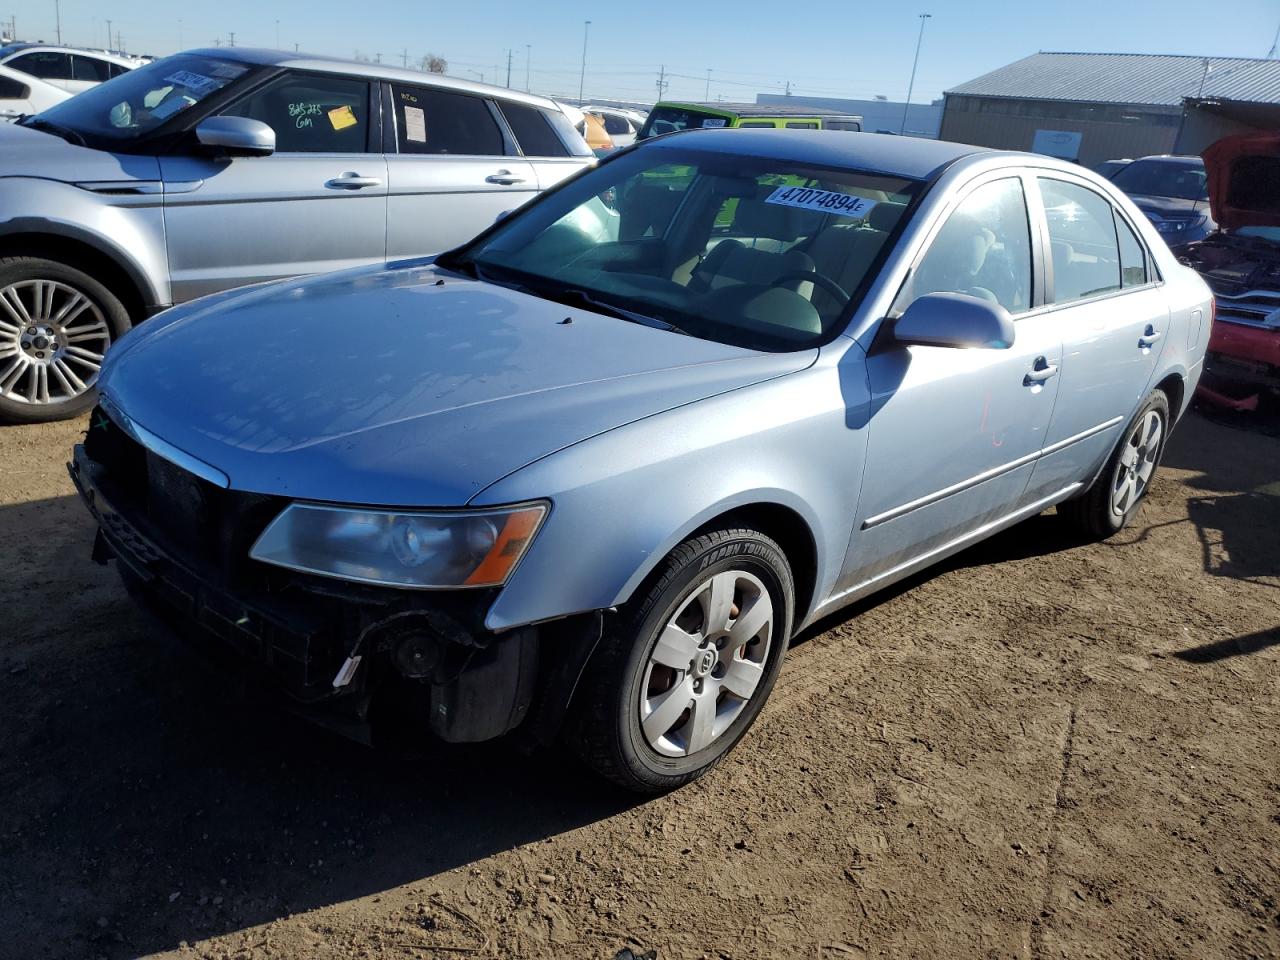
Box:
472 346 871 634
0 179 169 309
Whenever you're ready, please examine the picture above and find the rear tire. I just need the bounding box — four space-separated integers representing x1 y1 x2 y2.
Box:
1059 389 1170 540
570 527 794 793
0 256 131 424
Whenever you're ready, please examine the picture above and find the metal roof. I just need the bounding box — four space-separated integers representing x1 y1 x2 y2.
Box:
946 52 1280 107
659 101 863 117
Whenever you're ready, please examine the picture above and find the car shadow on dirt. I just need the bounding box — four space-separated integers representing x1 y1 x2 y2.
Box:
0 496 641 959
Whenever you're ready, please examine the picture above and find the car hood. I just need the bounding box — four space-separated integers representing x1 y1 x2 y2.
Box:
101 262 815 506
1202 132 1280 232
0 119 159 183
1127 193 1209 221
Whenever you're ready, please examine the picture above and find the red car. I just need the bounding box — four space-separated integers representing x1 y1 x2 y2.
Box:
1178 132 1280 411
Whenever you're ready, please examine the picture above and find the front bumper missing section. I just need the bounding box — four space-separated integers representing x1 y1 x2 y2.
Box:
68 444 545 745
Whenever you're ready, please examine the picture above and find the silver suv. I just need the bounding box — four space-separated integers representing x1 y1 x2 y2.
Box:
0 49 593 422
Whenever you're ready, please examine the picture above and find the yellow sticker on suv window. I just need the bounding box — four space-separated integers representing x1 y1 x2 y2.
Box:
328 105 358 131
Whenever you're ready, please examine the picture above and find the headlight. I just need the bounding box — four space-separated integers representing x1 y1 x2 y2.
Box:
249 502 548 588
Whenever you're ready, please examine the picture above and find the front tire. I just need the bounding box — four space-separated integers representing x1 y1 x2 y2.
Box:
1060 389 1170 540
570 527 794 793
0 256 131 424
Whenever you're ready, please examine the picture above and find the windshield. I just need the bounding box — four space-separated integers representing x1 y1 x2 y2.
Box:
27 53 251 144
447 148 917 351
639 106 734 139
1111 159 1208 201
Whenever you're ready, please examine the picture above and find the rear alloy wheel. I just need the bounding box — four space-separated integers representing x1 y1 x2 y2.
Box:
571 527 793 793
0 257 131 423
1059 389 1171 540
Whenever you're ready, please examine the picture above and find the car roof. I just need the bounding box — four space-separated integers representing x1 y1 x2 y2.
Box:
647 128 985 181
0 44 137 65
186 48 565 111
1130 154 1204 166
657 100 862 118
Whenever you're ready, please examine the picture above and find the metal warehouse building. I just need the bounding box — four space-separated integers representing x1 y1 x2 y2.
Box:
940 51 1280 166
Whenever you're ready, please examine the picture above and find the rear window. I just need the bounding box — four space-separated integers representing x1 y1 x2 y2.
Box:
392 84 507 156
498 100 570 157
1111 159 1208 201
639 106 732 138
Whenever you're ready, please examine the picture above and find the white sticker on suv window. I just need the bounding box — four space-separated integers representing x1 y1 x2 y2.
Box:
764 185 877 219
163 70 219 95
700 117 727 127
403 105 426 142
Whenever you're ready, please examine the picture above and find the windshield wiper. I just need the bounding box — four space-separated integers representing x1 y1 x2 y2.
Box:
550 288 689 335
20 116 86 147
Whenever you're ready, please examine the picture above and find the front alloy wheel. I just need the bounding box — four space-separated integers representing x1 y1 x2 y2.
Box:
571 527 793 793
0 279 110 406
640 570 773 757
0 256 131 423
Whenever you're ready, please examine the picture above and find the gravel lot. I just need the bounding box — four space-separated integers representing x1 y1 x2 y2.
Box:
1 405 1277 960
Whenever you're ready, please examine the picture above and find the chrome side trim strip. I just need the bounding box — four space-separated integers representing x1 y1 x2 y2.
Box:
817 481 1085 617
861 415 1124 530
99 393 230 488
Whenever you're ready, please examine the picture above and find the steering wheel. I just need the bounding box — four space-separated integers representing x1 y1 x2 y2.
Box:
772 270 851 307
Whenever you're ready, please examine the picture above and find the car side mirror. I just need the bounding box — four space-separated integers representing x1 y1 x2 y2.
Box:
892 292 1015 349
195 116 275 157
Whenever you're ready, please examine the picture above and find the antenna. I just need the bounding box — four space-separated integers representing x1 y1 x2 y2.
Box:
1268 17 1280 58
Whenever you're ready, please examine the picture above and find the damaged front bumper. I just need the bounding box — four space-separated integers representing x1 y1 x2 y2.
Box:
69 442 559 745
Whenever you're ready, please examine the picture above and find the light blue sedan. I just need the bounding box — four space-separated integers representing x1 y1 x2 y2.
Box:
71 130 1211 792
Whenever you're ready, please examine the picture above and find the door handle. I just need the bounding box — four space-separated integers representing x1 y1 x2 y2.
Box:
325 173 383 190
486 169 527 185
1139 325 1162 348
1024 357 1059 386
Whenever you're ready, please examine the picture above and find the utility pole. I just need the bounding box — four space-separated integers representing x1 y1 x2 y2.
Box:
525 43 530 91
505 48 512 87
900 13 931 135
105 18 112 50
578 19 591 101
275 19 280 48
53 0 60 43
784 80 791 96
178 18 183 50
228 30 235 47
401 48 408 68
705 68 711 100
656 64 666 100
374 52 382 63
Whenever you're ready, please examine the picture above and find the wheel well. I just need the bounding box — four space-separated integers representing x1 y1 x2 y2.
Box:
1155 372 1185 420
0 233 148 323
693 503 819 632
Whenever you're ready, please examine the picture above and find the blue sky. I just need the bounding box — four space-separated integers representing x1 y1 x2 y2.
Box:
10 0 1280 104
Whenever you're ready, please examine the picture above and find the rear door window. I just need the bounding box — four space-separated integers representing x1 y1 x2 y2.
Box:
1038 178 1122 303
10 51 72 80
1115 213 1147 287
497 100 569 157
392 83 507 156
600 113 631 136
222 72 372 152
71 55 111 82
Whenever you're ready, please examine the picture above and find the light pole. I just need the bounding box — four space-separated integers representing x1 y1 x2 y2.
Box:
178 17 183 49
105 18 112 50
577 19 591 102
53 0 60 43
900 13 931 135
705 68 711 100
525 43 530 91
274 19 279 49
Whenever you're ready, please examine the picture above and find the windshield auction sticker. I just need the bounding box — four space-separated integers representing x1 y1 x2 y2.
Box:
163 70 219 95
765 185 877 219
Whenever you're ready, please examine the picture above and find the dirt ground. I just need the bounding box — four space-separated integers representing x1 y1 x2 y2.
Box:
1 403 1277 960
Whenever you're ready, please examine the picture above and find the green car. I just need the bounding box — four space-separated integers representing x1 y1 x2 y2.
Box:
637 101 863 140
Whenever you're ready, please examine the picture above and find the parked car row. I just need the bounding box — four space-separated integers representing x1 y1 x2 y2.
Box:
0 49 594 422
60 115 1210 790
